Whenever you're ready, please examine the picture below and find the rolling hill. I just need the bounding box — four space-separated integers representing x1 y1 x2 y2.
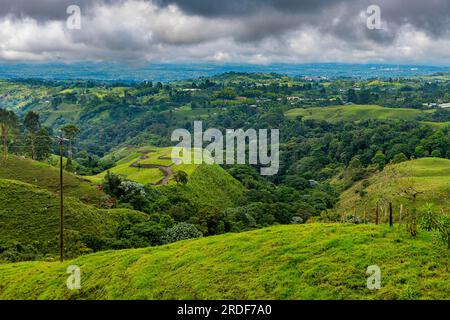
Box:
0 223 448 300
336 158 450 219
285 105 450 127
88 146 245 208
0 155 107 206
0 178 148 257
87 146 195 186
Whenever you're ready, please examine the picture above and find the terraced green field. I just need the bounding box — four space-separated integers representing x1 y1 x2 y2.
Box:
88 146 208 185
87 147 171 184
0 223 448 300
86 146 244 207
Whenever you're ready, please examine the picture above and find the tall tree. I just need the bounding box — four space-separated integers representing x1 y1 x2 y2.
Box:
35 128 53 161
24 111 41 160
62 124 80 171
0 109 19 161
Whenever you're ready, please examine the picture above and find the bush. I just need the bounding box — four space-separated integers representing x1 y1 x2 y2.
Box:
164 223 203 244
392 153 408 164
419 204 450 248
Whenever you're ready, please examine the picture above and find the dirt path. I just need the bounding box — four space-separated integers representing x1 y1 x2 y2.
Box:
129 150 179 186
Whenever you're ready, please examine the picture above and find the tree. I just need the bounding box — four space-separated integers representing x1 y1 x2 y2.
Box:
174 170 188 185
372 150 386 171
431 149 442 158
62 124 80 171
392 153 408 164
35 128 53 161
414 145 428 158
24 111 41 160
0 109 19 161
347 89 358 103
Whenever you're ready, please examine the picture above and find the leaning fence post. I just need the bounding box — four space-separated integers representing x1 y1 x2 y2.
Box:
376 202 379 225
389 202 393 227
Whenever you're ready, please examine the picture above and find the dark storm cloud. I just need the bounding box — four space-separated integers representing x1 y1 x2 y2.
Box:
1 0 449 40
160 0 450 40
0 0 116 20
0 0 449 63
158 0 352 17
376 0 450 37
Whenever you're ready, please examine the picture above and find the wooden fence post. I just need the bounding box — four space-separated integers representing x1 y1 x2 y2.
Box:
406 208 410 231
376 202 379 225
399 204 403 225
389 202 393 227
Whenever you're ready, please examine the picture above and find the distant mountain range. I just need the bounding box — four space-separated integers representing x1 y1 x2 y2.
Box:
0 62 449 82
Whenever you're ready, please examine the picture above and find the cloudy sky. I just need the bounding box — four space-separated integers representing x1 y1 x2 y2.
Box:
0 0 449 64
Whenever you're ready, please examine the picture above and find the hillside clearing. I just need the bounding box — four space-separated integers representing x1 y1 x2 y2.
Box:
285 105 448 127
336 158 450 218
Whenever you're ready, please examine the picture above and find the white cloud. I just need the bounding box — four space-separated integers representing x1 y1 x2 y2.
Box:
0 0 449 64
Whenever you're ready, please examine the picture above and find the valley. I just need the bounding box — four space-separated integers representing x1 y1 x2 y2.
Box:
0 71 449 300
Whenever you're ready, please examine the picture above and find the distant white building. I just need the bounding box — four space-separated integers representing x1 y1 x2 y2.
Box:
439 103 450 108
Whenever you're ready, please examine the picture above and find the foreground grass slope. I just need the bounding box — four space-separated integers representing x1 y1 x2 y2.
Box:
0 224 448 300
336 158 450 217
0 178 147 252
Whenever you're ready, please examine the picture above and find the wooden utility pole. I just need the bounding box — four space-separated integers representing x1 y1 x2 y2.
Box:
56 131 68 263
59 133 64 262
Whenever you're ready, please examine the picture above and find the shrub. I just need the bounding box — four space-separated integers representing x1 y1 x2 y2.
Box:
164 223 203 244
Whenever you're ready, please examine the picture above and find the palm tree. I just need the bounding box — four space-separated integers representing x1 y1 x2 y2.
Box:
0 109 19 162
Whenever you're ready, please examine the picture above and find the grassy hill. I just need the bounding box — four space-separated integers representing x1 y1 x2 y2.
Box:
336 158 450 219
88 146 245 208
170 164 245 208
285 105 449 127
87 146 195 185
0 223 448 300
0 155 106 206
0 178 148 256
